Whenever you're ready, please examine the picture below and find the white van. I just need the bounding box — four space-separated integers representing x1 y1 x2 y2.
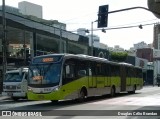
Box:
2 68 28 101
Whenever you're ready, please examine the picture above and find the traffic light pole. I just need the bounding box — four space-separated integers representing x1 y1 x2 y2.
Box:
91 6 160 56
91 20 97 56
108 6 160 16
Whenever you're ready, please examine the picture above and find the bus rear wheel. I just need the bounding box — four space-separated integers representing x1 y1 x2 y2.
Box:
128 85 136 94
110 86 115 97
131 85 136 94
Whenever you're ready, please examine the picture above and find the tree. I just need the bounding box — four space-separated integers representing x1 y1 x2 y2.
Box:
110 51 128 62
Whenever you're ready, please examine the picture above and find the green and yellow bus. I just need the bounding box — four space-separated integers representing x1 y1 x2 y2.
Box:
27 54 143 102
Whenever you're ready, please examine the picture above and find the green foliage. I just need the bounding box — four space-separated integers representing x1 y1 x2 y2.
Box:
110 51 128 62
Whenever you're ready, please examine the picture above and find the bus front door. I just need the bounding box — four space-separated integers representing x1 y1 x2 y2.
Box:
88 68 96 88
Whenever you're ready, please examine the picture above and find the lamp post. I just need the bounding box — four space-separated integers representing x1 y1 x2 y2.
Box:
2 0 7 82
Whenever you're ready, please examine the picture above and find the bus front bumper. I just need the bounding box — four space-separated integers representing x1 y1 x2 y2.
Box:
27 91 62 101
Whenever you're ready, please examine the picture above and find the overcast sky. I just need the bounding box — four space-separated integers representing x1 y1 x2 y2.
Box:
1 0 160 50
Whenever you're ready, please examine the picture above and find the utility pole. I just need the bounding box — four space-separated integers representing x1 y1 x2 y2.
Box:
2 0 7 82
91 20 98 56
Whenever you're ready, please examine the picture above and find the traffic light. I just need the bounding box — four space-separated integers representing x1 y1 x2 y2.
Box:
97 5 109 28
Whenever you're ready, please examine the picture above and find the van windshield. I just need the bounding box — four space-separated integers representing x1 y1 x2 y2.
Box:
4 72 24 82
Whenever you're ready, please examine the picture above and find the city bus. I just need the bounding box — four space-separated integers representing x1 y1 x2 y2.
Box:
27 54 143 102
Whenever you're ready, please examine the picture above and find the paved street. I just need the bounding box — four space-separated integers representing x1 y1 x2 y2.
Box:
0 86 160 119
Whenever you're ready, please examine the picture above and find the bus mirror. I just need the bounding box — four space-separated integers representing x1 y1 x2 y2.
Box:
78 70 86 77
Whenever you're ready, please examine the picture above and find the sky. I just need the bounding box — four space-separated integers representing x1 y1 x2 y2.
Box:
0 0 160 50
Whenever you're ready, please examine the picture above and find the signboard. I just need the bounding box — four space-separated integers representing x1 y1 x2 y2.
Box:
33 55 62 64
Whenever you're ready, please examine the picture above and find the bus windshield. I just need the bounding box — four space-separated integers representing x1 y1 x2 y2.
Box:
4 72 24 82
28 63 61 86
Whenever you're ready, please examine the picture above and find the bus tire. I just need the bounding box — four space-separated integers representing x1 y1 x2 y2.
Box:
51 100 58 103
130 85 136 94
78 88 87 102
110 86 115 97
12 97 19 101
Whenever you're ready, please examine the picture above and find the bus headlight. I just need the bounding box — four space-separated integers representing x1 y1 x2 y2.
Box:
28 86 33 92
52 87 59 91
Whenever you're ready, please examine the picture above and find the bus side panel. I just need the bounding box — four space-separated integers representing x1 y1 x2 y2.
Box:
104 64 111 87
88 61 96 88
96 63 105 88
60 77 88 100
120 66 126 91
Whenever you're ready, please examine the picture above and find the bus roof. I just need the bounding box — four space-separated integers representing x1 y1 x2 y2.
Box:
32 54 142 68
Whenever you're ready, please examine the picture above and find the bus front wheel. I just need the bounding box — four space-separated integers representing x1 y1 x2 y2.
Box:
12 97 19 101
78 89 87 102
51 100 58 103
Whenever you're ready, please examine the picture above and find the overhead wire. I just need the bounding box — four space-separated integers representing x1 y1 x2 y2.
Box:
68 22 160 33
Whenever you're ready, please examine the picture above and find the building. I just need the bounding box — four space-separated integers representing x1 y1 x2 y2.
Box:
153 49 160 85
153 23 160 49
127 42 154 85
136 48 153 62
0 4 90 92
127 47 136 56
87 34 100 48
152 23 160 85
77 28 87 36
113 45 125 52
18 1 43 18
0 2 111 92
134 41 149 49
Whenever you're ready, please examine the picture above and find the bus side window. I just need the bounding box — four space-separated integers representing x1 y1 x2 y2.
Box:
66 65 75 78
88 68 92 76
78 70 86 77
77 61 87 77
62 63 75 84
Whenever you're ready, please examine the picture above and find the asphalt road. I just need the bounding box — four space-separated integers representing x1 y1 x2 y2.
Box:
0 86 160 119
